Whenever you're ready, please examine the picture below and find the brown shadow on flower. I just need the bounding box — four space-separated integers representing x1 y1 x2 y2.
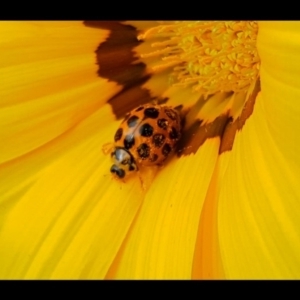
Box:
85 21 155 118
219 79 261 153
176 79 260 158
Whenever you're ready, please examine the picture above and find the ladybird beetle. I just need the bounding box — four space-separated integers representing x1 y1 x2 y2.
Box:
110 104 182 179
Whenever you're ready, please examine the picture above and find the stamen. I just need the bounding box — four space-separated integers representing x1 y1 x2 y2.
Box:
138 21 260 98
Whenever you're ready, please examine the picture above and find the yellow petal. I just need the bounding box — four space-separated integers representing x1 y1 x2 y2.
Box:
0 105 147 279
0 20 121 220
4 21 294 280
107 139 220 279
218 22 300 278
192 159 225 279
0 21 120 163
0 21 140 279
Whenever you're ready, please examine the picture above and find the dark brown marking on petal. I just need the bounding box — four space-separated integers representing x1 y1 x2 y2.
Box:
110 86 154 119
174 104 183 111
84 21 145 87
219 79 260 154
177 116 229 157
156 97 168 105
177 119 200 156
84 21 153 119
176 80 260 157
114 128 123 142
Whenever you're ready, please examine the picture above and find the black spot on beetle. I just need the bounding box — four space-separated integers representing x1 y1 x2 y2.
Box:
157 118 168 130
152 133 165 148
165 108 177 120
124 134 135 149
114 128 123 142
162 143 172 157
139 123 153 137
169 127 179 140
137 143 150 159
129 165 136 171
110 164 125 178
144 107 159 119
127 115 139 128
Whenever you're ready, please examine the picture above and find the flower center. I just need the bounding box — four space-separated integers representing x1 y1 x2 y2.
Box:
138 21 260 98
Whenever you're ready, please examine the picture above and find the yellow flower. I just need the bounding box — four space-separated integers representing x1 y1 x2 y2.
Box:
0 21 300 279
